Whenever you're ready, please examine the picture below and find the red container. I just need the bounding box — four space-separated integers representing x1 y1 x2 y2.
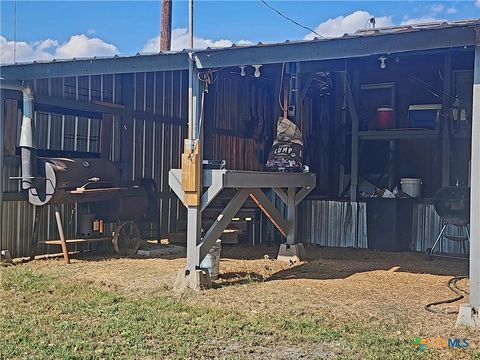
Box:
376 107 394 129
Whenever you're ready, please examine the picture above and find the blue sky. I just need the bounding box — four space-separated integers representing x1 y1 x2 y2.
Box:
0 1 479 63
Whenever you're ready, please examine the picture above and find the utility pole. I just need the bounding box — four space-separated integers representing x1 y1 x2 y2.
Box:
160 0 172 51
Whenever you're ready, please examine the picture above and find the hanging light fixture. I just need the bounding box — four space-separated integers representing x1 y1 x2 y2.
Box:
378 56 387 69
239 66 246 77
253 64 262 78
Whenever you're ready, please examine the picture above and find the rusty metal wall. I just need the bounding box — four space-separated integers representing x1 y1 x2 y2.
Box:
1 71 188 258
298 200 367 248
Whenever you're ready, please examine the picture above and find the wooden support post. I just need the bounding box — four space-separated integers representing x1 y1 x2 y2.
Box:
160 0 173 51
54 208 70 265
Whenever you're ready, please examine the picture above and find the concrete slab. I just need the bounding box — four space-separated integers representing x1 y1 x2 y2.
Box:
277 243 306 264
456 304 480 329
174 268 212 292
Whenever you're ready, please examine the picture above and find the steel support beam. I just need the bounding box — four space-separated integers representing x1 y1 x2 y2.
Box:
185 206 201 271
199 188 250 260
470 46 480 308
286 187 296 245
1 53 189 80
249 188 288 237
195 26 477 69
0 79 22 91
457 45 480 326
339 72 359 202
272 188 288 204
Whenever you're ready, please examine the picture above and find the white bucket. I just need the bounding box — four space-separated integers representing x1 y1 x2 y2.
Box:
200 239 222 280
400 178 422 198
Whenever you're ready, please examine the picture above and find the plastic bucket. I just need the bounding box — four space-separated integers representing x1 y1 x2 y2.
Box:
200 239 222 280
401 178 422 198
376 107 394 129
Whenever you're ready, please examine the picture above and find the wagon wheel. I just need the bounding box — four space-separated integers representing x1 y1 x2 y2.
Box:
112 221 141 257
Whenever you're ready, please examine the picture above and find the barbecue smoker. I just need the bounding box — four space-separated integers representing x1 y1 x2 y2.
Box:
16 87 156 263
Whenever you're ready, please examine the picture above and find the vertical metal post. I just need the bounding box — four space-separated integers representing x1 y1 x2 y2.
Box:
185 68 202 271
442 53 452 187
187 0 194 141
348 71 359 203
19 87 36 190
468 46 480 309
286 187 296 245
186 206 201 270
184 0 204 271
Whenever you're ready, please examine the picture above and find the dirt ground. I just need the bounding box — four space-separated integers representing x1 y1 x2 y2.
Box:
21 244 475 342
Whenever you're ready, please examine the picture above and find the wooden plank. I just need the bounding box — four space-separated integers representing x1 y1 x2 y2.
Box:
40 237 111 245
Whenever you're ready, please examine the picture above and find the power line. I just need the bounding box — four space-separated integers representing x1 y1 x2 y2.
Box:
259 0 322 38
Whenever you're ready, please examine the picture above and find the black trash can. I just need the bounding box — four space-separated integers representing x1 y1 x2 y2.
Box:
366 198 417 251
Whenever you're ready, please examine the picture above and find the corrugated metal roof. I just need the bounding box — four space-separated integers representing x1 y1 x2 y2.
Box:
2 19 478 68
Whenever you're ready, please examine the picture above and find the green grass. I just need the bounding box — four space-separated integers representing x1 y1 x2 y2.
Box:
0 266 467 359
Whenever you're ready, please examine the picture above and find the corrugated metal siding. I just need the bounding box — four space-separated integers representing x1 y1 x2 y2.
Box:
207 72 275 170
299 201 466 255
298 200 367 248
1 70 188 258
413 203 467 254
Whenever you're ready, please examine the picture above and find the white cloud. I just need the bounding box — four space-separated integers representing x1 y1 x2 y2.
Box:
401 16 445 25
0 34 118 64
304 11 393 39
142 27 240 52
430 3 445 15
55 34 117 58
237 39 254 46
446 7 457 14
0 36 55 64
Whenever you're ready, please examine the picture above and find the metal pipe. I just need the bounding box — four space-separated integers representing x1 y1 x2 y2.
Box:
19 86 36 190
189 0 193 49
187 0 195 144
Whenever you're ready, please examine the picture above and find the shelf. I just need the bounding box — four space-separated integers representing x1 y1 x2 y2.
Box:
40 237 111 245
358 129 440 140
358 128 471 141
